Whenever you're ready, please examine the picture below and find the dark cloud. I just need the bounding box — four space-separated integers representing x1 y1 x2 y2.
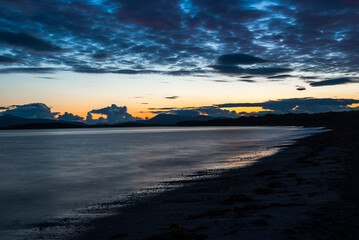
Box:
0 55 21 64
240 67 293 75
165 96 179 99
267 74 293 79
165 69 206 76
71 66 109 74
296 86 306 91
148 105 240 118
71 66 204 75
272 0 359 73
310 77 356 87
212 53 292 77
88 104 141 124
217 53 270 65
148 107 176 111
0 31 63 53
57 112 84 122
114 0 182 30
165 107 240 119
0 0 358 77
0 103 58 119
92 52 111 61
114 69 160 74
210 65 293 76
212 80 231 83
240 75 254 78
216 98 359 114
0 67 58 74
0 1 264 76
300 76 318 80
238 79 256 83
72 66 160 75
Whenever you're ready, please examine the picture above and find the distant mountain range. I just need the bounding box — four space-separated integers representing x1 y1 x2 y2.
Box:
1 110 359 130
135 114 214 125
0 113 215 129
177 111 359 128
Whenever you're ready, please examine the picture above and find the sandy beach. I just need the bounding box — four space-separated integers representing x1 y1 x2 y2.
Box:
27 123 359 240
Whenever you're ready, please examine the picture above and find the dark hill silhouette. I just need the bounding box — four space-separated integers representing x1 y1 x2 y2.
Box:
176 111 359 128
136 114 214 125
2 111 359 130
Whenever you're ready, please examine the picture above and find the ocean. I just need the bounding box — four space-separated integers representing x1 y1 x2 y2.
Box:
0 126 321 238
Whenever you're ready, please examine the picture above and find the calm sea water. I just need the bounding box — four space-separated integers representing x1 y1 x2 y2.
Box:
0 126 320 235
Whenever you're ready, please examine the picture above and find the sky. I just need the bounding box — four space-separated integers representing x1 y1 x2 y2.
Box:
0 0 359 123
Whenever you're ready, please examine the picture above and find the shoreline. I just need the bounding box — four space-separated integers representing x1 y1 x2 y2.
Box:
29 125 358 240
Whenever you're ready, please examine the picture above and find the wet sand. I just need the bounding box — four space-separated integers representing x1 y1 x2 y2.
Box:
31 124 359 240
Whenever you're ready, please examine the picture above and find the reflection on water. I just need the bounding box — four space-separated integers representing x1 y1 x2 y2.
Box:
0 126 320 233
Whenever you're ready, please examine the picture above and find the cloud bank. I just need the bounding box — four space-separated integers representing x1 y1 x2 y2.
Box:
0 103 58 119
57 112 84 122
1 98 359 124
216 98 359 114
0 0 358 79
310 77 356 87
0 103 140 124
87 104 141 124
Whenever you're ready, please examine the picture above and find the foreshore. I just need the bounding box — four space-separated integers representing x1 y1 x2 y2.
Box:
32 124 358 240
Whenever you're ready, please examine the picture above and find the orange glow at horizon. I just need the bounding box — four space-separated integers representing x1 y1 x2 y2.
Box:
134 111 156 119
349 103 359 108
221 106 272 114
49 99 359 121
53 106 157 120
88 111 155 120
53 106 272 120
89 113 105 120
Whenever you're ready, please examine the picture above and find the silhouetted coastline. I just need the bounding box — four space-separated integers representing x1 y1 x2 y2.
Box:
1 110 359 130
